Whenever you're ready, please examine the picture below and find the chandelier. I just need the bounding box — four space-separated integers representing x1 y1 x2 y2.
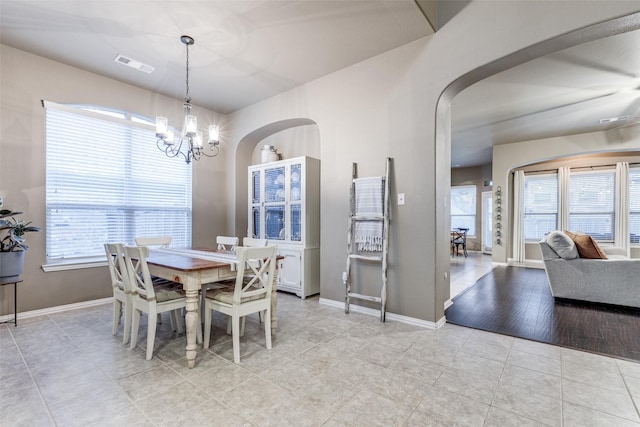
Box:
155 35 220 164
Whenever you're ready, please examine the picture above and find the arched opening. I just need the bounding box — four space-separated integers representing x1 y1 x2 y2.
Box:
233 118 321 240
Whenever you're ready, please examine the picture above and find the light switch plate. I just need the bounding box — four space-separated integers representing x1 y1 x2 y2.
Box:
397 193 405 205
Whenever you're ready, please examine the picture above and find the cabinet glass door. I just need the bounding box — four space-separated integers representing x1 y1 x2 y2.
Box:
265 205 285 240
251 170 261 204
265 166 285 203
290 204 302 241
251 206 261 238
290 163 302 202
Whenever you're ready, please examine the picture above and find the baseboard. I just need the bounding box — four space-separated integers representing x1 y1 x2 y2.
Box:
319 297 446 329
444 298 453 310
0 297 112 323
507 258 544 269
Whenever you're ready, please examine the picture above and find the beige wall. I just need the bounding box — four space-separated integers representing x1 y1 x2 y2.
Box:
0 45 230 315
3 2 640 322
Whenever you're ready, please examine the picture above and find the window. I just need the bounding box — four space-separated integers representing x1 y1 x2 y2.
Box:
451 185 476 235
523 173 558 240
568 170 615 241
45 102 192 264
630 168 640 244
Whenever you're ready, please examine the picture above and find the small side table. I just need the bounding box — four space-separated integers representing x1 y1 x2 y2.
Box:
0 275 22 326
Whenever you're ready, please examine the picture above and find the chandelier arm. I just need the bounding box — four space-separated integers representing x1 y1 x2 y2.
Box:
196 145 220 158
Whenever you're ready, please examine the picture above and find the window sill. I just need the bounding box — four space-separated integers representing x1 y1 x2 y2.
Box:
42 258 107 272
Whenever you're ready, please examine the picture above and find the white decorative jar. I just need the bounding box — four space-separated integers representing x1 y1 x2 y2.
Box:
261 145 279 163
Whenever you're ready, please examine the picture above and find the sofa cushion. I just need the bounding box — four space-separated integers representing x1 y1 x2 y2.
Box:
545 231 579 259
564 230 608 259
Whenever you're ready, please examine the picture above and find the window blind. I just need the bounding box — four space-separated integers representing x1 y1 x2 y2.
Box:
568 170 615 241
629 168 640 244
451 185 476 235
523 173 558 240
45 104 192 262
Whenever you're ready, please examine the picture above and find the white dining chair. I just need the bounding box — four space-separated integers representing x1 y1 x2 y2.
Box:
200 236 241 315
104 242 132 345
203 245 277 363
217 236 239 251
124 245 190 360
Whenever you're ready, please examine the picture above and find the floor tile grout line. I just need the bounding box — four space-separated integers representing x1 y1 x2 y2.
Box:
617 361 640 422
7 317 58 427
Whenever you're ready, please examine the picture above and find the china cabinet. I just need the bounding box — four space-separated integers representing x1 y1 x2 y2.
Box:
248 156 320 298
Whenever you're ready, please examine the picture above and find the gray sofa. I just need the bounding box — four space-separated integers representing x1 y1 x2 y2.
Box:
539 233 640 308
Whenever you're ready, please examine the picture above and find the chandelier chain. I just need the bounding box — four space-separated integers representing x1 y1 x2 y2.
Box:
185 42 190 103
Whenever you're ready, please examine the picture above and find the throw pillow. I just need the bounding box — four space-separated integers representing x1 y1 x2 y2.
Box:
545 230 579 259
564 230 608 259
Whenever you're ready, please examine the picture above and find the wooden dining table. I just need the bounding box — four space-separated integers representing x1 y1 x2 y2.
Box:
145 247 279 368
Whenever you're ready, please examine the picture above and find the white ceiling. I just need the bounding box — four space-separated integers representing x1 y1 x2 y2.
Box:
451 28 640 167
2 1 639 168
0 0 432 114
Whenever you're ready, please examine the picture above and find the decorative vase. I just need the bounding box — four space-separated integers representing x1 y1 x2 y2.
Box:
261 145 279 163
0 251 26 278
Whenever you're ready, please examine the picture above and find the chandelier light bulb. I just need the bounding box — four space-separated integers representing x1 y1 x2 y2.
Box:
155 117 168 138
209 124 220 145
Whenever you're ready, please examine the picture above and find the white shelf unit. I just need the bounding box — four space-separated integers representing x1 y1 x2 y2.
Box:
248 156 320 298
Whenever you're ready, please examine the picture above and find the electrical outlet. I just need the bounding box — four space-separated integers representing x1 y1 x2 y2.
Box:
397 193 405 205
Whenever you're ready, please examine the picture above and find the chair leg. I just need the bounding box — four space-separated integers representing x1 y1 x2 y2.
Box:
146 308 158 360
172 310 184 334
130 308 141 350
232 315 241 364
203 304 212 349
226 316 246 337
122 302 132 345
264 307 272 350
112 299 122 336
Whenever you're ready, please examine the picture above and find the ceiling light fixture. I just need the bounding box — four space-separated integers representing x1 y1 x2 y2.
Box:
155 35 219 164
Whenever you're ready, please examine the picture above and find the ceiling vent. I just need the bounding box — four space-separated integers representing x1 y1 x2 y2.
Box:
113 54 155 74
599 115 630 124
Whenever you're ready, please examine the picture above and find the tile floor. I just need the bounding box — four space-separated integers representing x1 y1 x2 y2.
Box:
449 251 495 299
2 261 640 426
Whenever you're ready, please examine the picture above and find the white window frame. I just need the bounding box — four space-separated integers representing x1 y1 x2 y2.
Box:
43 101 192 270
629 167 640 245
567 169 616 243
451 185 477 237
523 172 558 242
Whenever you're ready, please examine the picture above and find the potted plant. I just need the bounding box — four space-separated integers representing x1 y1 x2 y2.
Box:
0 197 41 278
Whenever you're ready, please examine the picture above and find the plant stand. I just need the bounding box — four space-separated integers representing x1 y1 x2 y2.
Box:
0 275 22 326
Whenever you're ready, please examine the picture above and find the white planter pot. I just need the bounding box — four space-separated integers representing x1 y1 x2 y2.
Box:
0 251 25 278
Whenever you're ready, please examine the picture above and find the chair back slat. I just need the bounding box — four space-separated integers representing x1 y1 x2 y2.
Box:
124 245 156 301
233 245 277 304
104 243 129 293
217 235 239 251
243 237 268 247
135 236 171 248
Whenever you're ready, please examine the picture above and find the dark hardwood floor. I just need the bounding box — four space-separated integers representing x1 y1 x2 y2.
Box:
445 266 640 362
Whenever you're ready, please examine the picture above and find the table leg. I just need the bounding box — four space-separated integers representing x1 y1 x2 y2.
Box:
14 282 17 327
184 289 199 368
